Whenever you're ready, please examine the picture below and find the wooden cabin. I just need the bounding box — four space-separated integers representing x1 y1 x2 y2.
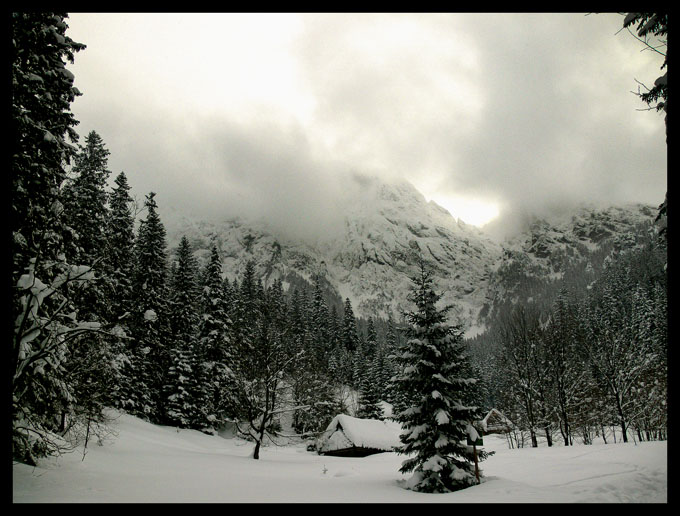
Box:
317 414 402 457
480 408 514 434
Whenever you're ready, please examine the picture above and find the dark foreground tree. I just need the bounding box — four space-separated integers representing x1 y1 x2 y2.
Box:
11 12 92 465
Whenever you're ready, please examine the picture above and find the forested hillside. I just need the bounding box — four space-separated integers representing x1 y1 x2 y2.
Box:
11 12 667 474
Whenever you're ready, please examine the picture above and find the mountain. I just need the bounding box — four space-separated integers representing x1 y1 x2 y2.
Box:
166 179 659 337
478 202 659 325
167 179 501 335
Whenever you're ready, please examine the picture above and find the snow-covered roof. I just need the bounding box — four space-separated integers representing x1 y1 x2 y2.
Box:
481 408 514 433
317 414 402 454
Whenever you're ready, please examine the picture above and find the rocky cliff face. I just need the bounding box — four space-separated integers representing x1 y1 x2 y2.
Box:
167 179 658 336
479 202 658 326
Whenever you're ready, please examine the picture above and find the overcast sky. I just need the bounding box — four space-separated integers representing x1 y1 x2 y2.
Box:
64 12 667 240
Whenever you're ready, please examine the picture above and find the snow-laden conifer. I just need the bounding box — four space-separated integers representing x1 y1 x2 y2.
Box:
127 192 169 420
164 236 201 427
197 244 235 430
393 259 483 493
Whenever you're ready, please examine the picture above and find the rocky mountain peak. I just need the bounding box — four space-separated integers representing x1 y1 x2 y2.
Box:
167 179 658 337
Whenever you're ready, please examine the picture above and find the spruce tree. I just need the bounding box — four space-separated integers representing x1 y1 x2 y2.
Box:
356 360 383 420
106 172 136 323
106 175 138 410
335 298 358 385
393 260 483 493
232 260 260 379
326 305 344 383
309 276 330 371
11 12 89 464
302 277 340 432
11 12 85 285
58 131 119 433
197 244 235 429
289 287 315 434
127 192 169 420
62 131 111 263
385 316 407 411
342 298 359 354
164 236 201 427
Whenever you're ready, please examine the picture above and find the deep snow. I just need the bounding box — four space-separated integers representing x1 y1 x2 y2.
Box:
12 411 667 503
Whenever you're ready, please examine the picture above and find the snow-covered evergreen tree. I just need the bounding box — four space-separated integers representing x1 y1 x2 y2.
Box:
11 12 85 285
106 172 136 323
356 362 383 420
164 236 201 427
309 276 330 371
11 12 90 465
58 130 121 435
288 287 316 434
330 297 357 385
393 259 483 493
197 244 235 430
105 171 137 408
326 305 344 384
298 277 340 432
127 192 169 420
62 131 111 265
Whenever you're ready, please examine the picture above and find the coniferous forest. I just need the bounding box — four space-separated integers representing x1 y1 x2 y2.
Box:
11 12 666 494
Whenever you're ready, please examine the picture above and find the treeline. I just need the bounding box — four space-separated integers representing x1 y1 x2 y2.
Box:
11 13 667 470
468 226 667 447
12 128 406 463
10 13 409 465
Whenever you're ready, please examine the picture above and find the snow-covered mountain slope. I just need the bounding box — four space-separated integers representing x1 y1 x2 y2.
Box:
502 203 657 270
168 179 501 335
479 202 658 324
167 179 658 336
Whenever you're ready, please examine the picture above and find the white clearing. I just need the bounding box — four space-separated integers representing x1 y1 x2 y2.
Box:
12 411 667 503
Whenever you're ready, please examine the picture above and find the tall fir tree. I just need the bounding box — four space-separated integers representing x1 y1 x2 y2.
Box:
341 298 359 385
58 130 120 434
356 362 384 420
106 172 137 409
289 287 316 434
298 277 340 433
11 12 90 464
393 259 483 493
106 172 136 323
311 277 332 372
62 131 111 265
326 305 345 384
128 192 169 420
233 260 260 379
11 12 85 285
197 244 235 430
164 236 201 427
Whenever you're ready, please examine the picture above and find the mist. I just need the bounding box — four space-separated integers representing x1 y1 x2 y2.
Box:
66 12 666 244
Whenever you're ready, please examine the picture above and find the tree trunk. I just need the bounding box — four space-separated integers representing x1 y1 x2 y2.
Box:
530 428 538 448
559 414 571 446
252 439 261 460
619 420 628 443
614 394 628 443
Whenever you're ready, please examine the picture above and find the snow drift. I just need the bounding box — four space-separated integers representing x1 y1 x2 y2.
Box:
12 411 667 503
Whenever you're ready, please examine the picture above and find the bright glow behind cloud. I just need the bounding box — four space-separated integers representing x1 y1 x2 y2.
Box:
429 195 500 227
65 13 666 237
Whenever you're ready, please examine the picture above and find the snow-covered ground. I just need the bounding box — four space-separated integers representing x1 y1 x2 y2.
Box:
13 411 667 503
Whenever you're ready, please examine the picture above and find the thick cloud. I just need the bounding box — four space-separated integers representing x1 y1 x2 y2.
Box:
65 13 667 241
